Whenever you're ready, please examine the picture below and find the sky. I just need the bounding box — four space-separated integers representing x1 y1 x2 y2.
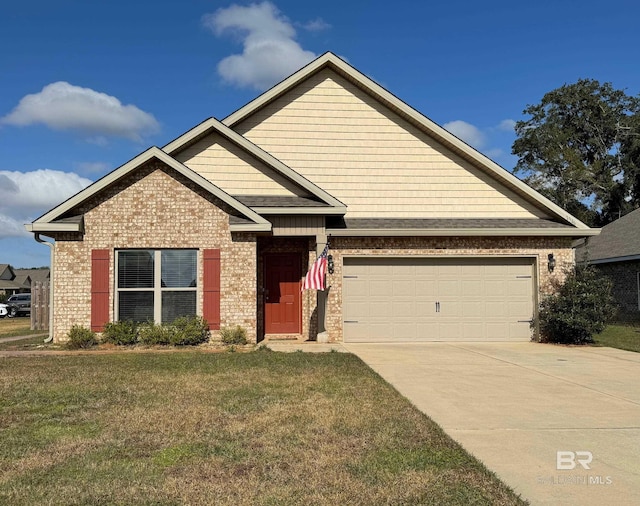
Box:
1 0 639 268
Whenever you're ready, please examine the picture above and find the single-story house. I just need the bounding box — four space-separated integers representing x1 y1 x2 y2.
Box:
0 264 29 296
576 207 640 321
26 52 598 344
0 264 49 296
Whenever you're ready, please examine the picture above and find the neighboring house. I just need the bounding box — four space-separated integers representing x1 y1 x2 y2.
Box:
0 264 34 296
26 53 598 344
15 268 50 286
576 208 640 321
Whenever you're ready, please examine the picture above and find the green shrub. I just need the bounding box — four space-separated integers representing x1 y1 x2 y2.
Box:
102 320 138 345
537 265 616 344
168 315 210 346
220 325 248 346
138 322 170 346
67 325 97 349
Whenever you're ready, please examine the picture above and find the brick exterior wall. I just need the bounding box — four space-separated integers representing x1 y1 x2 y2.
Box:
323 236 574 342
50 161 257 343
593 260 640 322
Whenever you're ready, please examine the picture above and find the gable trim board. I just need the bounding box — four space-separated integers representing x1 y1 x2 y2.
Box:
25 52 596 344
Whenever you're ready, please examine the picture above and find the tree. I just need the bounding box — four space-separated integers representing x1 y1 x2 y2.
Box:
512 79 640 226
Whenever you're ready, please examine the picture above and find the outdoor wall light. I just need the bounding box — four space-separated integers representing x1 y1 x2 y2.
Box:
548 253 556 272
327 254 334 274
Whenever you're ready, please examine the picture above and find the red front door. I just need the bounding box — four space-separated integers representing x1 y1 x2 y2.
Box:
264 253 302 334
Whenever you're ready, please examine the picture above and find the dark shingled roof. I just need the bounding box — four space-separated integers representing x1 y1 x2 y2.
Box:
54 215 83 224
578 207 640 262
329 218 576 230
229 215 255 225
235 196 330 208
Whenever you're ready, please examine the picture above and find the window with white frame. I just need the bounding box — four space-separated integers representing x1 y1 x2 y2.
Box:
116 250 197 323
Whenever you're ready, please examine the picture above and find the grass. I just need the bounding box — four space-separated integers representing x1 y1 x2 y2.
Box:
593 324 640 353
0 351 526 505
0 317 46 339
0 334 53 351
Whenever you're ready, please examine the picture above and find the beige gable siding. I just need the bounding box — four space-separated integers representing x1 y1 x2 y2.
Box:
270 215 325 236
175 133 304 197
234 69 550 219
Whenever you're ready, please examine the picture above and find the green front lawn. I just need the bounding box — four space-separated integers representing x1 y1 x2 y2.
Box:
0 351 526 505
593 324 640 353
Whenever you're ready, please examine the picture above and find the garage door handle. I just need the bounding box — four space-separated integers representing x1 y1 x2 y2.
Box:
344 320 358 323
435 301 440 313
518 319 534 323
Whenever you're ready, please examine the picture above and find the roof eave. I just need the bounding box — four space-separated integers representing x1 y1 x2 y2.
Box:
588 254 640 265
327 227 601 237
252 206 347 215
25 223 82 233
230 223 272 232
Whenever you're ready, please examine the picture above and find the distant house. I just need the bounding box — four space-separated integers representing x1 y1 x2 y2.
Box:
577 208 640 321
0 264 50 297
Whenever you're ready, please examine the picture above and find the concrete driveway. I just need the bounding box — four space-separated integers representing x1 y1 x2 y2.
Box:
343 342 640 506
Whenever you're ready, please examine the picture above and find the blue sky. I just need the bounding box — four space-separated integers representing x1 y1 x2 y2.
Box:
1 0 639 267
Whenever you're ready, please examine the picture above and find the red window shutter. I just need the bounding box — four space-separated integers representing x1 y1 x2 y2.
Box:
203 249 221 330
91 249 110 332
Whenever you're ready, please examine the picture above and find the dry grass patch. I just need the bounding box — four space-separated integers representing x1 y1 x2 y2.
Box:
0 317 46 340
0 351 526 505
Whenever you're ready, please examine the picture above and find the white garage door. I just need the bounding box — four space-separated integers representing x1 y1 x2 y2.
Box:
343 257 535 342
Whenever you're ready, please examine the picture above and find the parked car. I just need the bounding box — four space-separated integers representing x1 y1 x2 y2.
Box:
6 293 31 317
0 303 7 318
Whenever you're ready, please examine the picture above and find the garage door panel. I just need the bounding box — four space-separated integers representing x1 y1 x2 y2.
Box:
344 278 369 297
415 283 437 297
460 278 483 297
510 322 531 339
392 300 416 318
392 279 415 296
507 280 532 297
343 257 534 342
508 301 533 319
461 301 486 318
486 322 509 339
437 279 460 295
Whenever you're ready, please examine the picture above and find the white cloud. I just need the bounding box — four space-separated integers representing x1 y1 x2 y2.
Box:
203 1 317 90
301 18 331 32
1 82 160 142
497 119 516 132
443 120 487 149
0 169 92 238
77 162 110 174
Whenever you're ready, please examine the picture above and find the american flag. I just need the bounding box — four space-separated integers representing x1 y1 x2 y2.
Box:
302 244 329 291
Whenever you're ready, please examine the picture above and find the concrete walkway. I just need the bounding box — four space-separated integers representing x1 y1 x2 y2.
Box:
342 342 640 506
